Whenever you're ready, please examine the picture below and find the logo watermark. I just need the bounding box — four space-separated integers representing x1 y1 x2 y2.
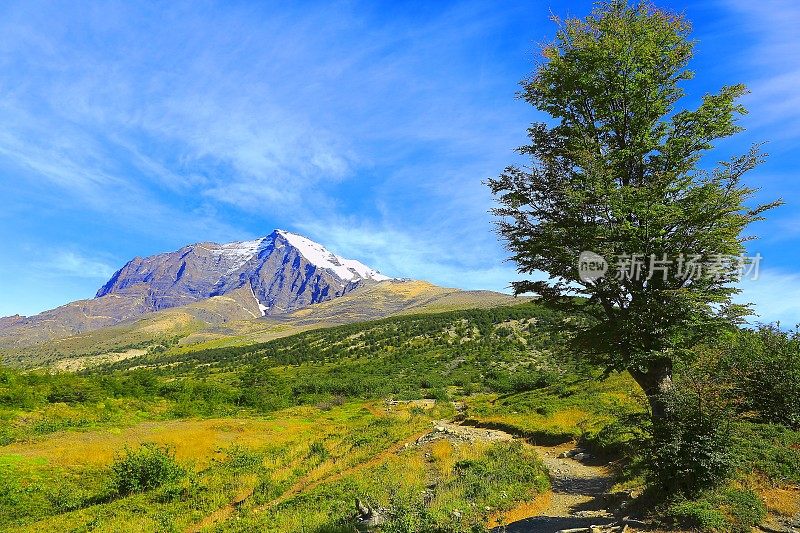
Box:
578 251 609 282
577 252 762 283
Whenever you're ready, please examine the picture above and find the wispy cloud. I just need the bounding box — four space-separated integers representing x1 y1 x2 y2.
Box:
296 216 521 293
719 0 800 139
737 268 800 327
1 0 798 326
41 251 115 280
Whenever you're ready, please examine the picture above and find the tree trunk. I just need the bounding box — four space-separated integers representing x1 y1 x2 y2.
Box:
629 360 674 421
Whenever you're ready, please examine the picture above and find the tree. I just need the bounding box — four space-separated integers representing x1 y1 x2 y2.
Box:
488 0 780 421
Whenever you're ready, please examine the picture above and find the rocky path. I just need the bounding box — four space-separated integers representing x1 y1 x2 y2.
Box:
427 421 625 532
494 442 617 532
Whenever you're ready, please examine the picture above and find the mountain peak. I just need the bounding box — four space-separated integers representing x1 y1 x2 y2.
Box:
274 230 390 282
92 229 392 321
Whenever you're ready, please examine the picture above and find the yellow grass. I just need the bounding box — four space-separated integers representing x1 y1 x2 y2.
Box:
0 405 351 468
486 491 552 529
760 486 800 517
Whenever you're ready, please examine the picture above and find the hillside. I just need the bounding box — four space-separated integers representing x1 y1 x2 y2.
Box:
0 230 393 348
0 280 522 369
0 304 797 532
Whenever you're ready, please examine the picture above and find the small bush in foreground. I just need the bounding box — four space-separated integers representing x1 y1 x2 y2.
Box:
110 442 184 495
649 366 734 496
665 487 766 532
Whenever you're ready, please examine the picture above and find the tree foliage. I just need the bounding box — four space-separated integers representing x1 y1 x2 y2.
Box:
488 0 780 415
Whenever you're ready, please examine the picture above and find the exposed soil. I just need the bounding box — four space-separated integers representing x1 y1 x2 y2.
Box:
493 442 617 532
421 420 625 532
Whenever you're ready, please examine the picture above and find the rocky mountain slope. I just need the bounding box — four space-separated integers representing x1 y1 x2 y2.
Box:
95 229 389 316
0 230 391 346
1 280 523 368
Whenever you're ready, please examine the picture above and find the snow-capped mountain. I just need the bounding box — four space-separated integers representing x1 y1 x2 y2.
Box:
97 229 391 316
0 230 392 344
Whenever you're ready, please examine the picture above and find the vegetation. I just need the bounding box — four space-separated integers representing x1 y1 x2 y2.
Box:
0 1 794 531
0 301 797 531
110 443 185 496
485 3 798 528
488 0 780 426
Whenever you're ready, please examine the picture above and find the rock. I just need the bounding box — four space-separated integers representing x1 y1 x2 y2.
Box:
355 499 387 531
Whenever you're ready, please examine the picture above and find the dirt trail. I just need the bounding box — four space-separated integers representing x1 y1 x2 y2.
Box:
494 442 617 532
431 421 620 532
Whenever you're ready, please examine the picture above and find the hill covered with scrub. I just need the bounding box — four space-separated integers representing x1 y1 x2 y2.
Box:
0 302 798 532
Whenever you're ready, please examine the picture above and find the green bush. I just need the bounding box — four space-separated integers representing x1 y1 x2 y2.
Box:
380 493 438 533
729 422 800 483
665 487 765 532
649 379 733 495
110 443 184 495
453 441 549 505
722 488 766 531
721 326 800 429
666 497 728 531
308 441 329 462
222 445 263 472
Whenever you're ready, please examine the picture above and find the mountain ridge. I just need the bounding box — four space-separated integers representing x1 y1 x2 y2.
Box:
0 229 394 346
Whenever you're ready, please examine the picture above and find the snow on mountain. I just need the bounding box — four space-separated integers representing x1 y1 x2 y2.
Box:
275 230 390 282
93 229 392 319
0 230 402 346
195 238 268 274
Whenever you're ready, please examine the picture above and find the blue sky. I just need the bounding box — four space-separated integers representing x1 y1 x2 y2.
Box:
0 0 798 325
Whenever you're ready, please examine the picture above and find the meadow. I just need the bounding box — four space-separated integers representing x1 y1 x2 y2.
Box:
1 303 798 531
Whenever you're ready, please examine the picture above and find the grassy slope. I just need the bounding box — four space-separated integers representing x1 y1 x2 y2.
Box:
1 280 522 369
0 303 797 531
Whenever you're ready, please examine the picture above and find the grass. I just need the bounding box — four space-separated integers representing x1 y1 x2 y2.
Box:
0 401 431 531
1 303 798 532
463 372 647 450
0 399 549 532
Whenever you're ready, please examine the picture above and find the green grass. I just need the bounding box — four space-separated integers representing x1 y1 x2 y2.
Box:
0 303 798 532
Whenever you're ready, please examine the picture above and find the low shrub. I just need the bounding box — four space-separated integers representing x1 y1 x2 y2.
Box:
649 365 735 496
720 325 800 430
110 442 184 495
664 487 766 532
666 497 728 531
222 445 263 472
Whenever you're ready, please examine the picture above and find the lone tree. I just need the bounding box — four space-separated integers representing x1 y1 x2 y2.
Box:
488 1 779 421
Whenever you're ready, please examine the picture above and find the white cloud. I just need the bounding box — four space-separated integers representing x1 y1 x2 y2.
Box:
295 218 521 292
736 268 800 327
721 0 800 139
46 251 115 280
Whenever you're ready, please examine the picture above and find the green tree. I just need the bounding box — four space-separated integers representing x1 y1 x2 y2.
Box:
488 1 779 421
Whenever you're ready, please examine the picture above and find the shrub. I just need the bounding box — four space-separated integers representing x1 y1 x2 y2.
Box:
110 443 184 495
453 441 549 506
649 374 733 495
665 488 766 532
222 445 263 472
722 488 766 531
721 325 800 429
729 423 800 483
46 380 103 404
380 493 438 533
308 441 329 462
666 497 728 531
